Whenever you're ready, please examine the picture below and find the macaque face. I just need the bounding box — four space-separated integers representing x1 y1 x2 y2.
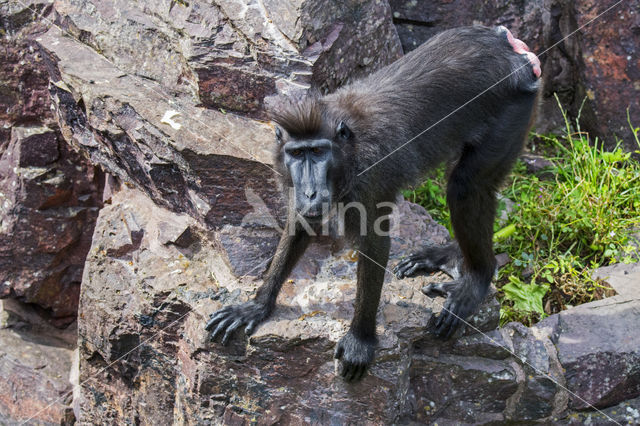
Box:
283 137 334 221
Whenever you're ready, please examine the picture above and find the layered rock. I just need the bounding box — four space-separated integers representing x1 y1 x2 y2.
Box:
0 1 103 323
40 0 403 230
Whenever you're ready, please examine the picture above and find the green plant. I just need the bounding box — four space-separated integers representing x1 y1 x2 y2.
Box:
500 276 549 325
402 167 452 235
405 97 640 325
495 97 640 323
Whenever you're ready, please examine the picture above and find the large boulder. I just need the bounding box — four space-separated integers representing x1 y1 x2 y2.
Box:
388 0 640 151
549 298 640 410
541 262 640 411
76 184 550 424
0 1 103 324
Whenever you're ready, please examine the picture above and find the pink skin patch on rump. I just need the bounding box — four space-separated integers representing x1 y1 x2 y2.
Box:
498 26 542 78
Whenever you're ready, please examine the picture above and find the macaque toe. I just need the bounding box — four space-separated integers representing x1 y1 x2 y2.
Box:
206 301 270 344
334 331 376 382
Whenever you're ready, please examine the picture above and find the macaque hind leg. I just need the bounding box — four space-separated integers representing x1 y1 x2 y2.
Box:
428 100 533 338
425 144 499 338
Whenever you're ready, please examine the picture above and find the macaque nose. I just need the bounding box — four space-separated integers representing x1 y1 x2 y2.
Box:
304 188 317 200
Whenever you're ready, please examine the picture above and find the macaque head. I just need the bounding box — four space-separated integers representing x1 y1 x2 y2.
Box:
274 121 352 221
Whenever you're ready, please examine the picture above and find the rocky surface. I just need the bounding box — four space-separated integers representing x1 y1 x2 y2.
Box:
593 262 640 300
38 0 403 230
76 185 512 424
0 299 76 425
53 0 402 119
389 0 640 151
0 124 103 324
0 1 103 323
74 183 640 424
575 1 640 151
558 396 640 425
2 0 639 424
549 297 640 410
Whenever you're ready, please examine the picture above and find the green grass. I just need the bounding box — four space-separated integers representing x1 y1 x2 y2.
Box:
404 99 640 325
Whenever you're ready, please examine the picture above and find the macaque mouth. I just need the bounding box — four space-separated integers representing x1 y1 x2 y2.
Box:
300 207 324 220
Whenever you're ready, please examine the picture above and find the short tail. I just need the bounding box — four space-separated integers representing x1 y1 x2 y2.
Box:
496 26 541 93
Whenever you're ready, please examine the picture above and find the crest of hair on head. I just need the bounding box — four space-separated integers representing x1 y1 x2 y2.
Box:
270 94 324 139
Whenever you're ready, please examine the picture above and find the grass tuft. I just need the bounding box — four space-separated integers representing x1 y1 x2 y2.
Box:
404 97 640 325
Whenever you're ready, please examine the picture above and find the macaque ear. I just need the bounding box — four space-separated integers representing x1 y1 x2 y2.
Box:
275 126 283 142
336 121 353 141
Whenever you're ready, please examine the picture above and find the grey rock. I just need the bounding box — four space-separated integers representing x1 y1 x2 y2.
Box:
552 298 640 409
593 262 640 300
449 329 513 360
505 322 562 420
406 354 519 424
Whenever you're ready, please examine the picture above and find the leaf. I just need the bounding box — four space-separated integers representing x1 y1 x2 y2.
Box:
298 310 323 321
502 278 549 315
494 224 516 241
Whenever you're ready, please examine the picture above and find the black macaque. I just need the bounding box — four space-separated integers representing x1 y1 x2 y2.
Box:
206 26 541 381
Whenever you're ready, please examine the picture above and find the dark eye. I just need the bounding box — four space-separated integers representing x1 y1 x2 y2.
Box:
336 121 352 140
311 147 321 154
291 149 303 157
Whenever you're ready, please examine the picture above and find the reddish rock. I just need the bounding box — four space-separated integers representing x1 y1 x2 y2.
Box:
0 2 53 130
0 314 75 425
575 0 640 150
0 126 103 322
0 2 104 323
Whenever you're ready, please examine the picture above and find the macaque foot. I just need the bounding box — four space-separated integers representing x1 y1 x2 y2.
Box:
334 331 376 382
205 300 271 345
422 279 488 338
394 244 462 279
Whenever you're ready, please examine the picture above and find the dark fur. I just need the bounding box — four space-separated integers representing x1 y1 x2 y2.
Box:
207 26 540 381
